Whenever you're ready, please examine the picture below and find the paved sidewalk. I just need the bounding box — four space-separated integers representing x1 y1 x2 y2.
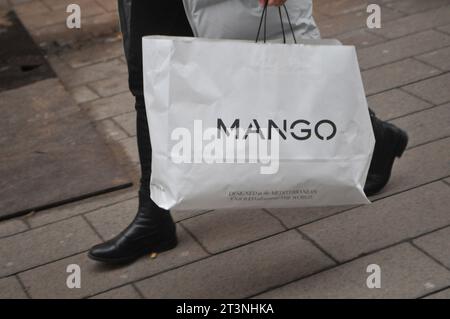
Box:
1 0 450 299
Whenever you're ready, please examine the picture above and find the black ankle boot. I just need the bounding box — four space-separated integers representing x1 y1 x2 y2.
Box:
88 190 177 264
364 110 409 196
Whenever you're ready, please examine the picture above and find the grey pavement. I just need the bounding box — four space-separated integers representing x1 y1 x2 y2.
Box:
0 0 449 299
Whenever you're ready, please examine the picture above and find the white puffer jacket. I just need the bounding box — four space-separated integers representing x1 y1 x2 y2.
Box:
182 0 320 41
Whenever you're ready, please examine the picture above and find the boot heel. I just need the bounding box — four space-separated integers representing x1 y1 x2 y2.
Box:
394 129 409 158
154 236 178 253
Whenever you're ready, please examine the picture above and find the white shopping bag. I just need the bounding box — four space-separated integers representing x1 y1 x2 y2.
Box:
143 36 375 210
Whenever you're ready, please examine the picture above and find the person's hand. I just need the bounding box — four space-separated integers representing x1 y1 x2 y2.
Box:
259 0 287 7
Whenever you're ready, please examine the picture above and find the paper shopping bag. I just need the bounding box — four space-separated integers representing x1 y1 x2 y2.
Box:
143 36 374 210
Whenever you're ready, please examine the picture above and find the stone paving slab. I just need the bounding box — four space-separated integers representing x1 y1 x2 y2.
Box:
416 46 450 71
60 39 124 69
26 187 137 228
42 0 101 11
314 0 375 17
0 216 101 277
14 1 50 17
15 0 119 45
384 0 450 15
90 285 142 299
0 276 28 299
116 136 140 164
425 288 450 299
312 12 329 27
414 226 450 269
69 86 99 104
319 7 402 38
362 59 440 95
265 206 356 229
30 12 118 45
96 0 117 12
4 0 450 299
370 5 450 39
84 198 138 240
88 74 129 98
46 54 74 80
390 103 450 148
0 10 55 92
95 118 128 142
0 80 80 154
181 209 285 254
18 226 207 298
403 73 450 105
19 0 104 30
54 58 127 88
113 112 137 137
367 89 432 121
81 92 134 121
300 182 450 262
0 79 131 219
0 219 28 238
135 231 335 299
337 29 386 49
438 24 450 35
357 30 450 70
255 243 450 299
172 210 212 223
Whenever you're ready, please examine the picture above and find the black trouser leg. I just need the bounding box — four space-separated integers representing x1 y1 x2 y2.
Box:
135 96 152 199
88 1 194 264
127 0 194 97
125 1 193 201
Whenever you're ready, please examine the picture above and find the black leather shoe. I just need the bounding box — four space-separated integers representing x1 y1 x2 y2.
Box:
88 191 177 264
364 111 408 196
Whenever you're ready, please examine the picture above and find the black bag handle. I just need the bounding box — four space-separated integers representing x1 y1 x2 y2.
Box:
255 1 298 44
